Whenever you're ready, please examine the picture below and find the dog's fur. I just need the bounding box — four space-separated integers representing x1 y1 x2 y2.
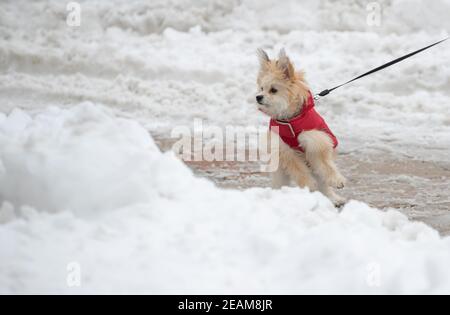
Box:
256 49 347 206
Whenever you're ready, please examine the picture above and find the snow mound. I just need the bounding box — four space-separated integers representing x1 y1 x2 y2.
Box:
1 104 450 294
0 103 198 217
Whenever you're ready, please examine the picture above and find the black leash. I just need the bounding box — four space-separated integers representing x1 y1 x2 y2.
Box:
315 37 449 99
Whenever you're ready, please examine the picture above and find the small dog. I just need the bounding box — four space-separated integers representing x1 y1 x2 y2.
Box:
256 48 347 206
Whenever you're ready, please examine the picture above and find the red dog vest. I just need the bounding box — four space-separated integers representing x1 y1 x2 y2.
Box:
269 92 338 152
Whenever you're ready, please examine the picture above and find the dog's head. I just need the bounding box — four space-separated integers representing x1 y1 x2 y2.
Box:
256 49 310 120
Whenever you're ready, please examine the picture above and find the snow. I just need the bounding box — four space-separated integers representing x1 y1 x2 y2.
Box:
1 1 449 160
0 103 449 294
0 0 449 294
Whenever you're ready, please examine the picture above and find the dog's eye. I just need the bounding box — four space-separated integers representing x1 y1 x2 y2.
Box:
270 88 278 94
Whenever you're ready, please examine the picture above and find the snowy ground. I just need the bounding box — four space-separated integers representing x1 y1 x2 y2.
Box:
0 0 449 294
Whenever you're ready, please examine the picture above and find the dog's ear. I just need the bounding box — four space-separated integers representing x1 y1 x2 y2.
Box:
277 48 295 80
257 48 270 69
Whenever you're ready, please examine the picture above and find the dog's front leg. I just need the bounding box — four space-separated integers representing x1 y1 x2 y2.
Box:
298 130 346 189
315 175 347 207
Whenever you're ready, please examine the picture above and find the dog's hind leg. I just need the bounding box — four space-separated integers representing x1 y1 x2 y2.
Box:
271 167 291 189
271 132 318 191
280 153 318 191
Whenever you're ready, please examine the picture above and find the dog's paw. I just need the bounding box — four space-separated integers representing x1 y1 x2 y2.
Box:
331 194 347 208
328 173 347 190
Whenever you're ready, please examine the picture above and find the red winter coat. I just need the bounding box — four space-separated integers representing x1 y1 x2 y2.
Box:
269 92 338 152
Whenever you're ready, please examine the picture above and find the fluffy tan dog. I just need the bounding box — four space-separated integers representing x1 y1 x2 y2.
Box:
256 48 347 206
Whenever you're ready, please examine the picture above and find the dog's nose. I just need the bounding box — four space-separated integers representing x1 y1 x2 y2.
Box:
256 95 264 103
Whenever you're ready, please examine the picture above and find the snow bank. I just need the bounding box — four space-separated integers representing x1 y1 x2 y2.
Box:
1 104 450 294
0 104 197 217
